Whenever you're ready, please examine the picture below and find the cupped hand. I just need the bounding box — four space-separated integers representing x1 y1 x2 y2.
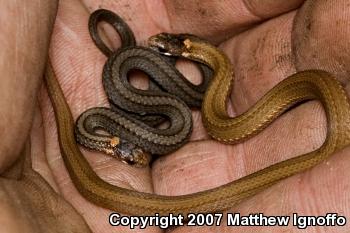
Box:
1 0 350 232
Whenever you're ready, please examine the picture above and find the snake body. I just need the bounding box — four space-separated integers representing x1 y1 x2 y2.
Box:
46 30 350 216
75 10 212 165
75 46 195 156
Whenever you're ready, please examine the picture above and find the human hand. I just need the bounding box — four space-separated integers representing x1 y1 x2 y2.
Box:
1 0 350 232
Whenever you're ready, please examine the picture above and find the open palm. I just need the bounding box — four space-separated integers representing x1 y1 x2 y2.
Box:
1 0 349 232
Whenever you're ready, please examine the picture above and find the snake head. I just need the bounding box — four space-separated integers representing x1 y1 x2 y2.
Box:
148 33 190 56
110 139 151 167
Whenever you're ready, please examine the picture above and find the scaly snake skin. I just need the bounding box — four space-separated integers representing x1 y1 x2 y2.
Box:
74 10 212 166
45 32 350 216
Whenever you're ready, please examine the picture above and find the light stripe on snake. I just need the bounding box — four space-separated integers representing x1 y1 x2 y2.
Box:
45 32 350 216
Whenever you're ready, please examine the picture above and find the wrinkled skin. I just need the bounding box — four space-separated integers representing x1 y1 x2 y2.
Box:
1 0 350 232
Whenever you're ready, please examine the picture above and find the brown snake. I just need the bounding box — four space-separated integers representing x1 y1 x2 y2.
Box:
45 32 350 216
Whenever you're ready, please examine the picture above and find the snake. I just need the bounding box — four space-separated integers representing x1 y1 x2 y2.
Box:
45 29 350 216
74 9 212 166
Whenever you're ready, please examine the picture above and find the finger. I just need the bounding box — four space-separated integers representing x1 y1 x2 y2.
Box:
0 141 92 233
293 0 350 88
0 1 57 173
31 105 59 190
82 0 164 42
163 0 305 43
1 141 27 179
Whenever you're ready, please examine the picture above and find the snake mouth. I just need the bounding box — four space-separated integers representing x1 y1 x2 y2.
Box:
149 44 173 56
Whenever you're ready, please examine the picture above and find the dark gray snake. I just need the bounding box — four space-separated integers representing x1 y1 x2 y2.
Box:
74 9 212 166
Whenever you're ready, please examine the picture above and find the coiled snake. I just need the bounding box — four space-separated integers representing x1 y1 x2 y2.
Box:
45 32 350 216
